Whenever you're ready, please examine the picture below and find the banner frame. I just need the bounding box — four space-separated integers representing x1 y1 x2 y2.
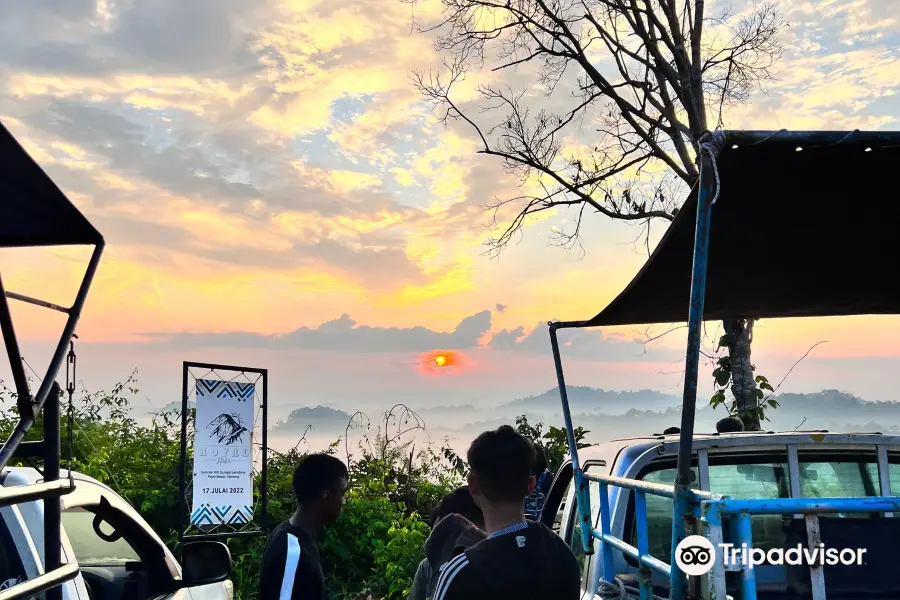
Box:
177 361 269 549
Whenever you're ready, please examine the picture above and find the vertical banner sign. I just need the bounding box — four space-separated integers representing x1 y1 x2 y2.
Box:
190 379 255 527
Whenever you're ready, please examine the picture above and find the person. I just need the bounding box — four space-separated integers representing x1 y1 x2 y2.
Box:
524 442 551 520
432 426 581 600
259 453 349 600
407 486 486 600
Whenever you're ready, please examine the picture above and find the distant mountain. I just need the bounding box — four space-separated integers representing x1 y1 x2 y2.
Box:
274 405 354 433
506 386 680 415
264 387 900 447
431 388 900 444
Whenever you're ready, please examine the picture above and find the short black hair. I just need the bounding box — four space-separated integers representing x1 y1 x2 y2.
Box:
532 442 548 476
716 416 745 434
468 425 536 502
292 454 348 505
431 486 484 527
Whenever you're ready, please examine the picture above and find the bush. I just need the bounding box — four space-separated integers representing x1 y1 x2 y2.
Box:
0 376 465 600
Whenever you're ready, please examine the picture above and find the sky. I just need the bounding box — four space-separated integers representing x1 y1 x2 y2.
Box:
1 0 900 422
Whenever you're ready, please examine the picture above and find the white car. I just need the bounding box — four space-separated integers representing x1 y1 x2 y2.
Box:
0 467 234 600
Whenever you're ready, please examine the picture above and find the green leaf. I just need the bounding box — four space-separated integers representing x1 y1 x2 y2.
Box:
714 369 731 387
710 390 726 408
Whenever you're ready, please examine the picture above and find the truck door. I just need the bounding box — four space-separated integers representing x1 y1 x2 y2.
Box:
545 462 605 597
0 508 29 593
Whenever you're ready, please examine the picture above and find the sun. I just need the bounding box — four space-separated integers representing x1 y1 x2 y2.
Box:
434 355 447 367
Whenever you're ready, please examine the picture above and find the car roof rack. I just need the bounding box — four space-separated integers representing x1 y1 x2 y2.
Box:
0 121 104 600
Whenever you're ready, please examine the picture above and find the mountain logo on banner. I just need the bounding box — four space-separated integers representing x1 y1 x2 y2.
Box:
190 503 254 526
197 379 255 401
207 412 250 445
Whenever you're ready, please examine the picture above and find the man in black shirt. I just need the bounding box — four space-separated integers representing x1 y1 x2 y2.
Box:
260 454 349 600
433 426 581 600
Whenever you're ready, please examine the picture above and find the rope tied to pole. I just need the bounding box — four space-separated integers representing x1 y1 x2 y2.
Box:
698 130 726 206
594 578 668 600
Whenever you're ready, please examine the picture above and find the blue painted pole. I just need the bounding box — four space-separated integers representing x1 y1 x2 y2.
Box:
634 491 654 600
718 495 900 515
549 323 594 554
599 482 616 581
736 512 757 600
670 139 718 599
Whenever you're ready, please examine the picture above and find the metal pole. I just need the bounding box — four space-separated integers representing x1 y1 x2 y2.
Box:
670 147 717 599
44 382 62 600
177 362 189 550
549 323 594 554
0 245 102 472
260 370 269 531
0 273 32 418
31 244 103 413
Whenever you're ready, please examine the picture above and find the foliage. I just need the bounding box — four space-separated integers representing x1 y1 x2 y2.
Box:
515 414 592 474
0 375 474 600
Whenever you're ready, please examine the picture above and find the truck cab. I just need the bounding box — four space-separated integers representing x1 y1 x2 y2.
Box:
1 467 233 600
542 430 900 600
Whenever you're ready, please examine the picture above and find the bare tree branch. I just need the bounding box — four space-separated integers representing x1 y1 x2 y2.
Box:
407 0 784 253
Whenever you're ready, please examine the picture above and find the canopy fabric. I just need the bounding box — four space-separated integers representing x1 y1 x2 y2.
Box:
587 130 900 327
0 122 103 248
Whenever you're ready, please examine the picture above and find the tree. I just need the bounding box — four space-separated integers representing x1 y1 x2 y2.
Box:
408 0 786 429
516 414 592 473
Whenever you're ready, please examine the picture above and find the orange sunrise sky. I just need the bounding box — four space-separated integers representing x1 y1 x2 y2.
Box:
1 0 899 415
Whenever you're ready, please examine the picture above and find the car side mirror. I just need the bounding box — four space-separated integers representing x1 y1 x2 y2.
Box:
181 541 232 587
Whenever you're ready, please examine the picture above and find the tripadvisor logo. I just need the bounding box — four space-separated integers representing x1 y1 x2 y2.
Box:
675 535 868 576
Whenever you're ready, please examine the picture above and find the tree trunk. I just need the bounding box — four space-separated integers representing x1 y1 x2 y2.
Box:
723 318 761 431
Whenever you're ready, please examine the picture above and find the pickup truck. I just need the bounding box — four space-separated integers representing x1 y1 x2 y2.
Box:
541 430 900 600
0 467 233 600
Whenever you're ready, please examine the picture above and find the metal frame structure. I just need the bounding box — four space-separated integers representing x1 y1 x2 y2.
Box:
0 122 104 600
548 129 900 600
177 361 269 547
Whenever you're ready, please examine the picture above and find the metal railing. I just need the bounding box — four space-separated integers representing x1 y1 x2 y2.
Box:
0 244 103 600
570 466 900 600
578 471 713 599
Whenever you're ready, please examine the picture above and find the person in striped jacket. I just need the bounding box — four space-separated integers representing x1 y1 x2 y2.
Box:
432 426 581 600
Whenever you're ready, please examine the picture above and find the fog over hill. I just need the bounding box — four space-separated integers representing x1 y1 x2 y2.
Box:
267 387 900 453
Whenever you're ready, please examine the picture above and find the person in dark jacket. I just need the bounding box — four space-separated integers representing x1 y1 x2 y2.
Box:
259 454 349 600
407 486 486 600
433 426 581 600
524 443 551 520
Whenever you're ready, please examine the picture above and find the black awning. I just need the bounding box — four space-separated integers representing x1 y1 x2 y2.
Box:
0 122 103 248
586 130 900 327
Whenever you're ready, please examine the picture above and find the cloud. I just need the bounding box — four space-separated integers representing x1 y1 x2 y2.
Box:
0 0 268 80
489 323 679 362
148 310 493 352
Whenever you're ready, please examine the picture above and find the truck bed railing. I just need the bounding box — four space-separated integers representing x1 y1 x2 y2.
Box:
575 468 900 600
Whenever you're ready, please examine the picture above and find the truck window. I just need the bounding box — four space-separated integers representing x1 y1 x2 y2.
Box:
0 521 27 593
563 470 602 577
636 461 789 562
800 461 876 498
551 483 568 534
61 508 141 566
